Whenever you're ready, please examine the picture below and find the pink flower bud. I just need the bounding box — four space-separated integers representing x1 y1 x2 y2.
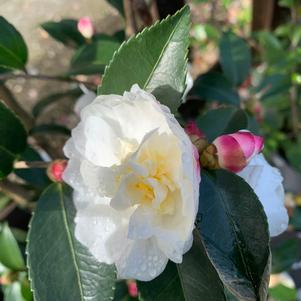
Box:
47 160 68 182
77 17 94 39
185 120 205 139
212 131 264 173
127 280 138 297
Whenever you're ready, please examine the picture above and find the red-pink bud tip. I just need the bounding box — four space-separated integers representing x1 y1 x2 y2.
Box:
185 121 205 139
47 160 68 182
127 280 138 297
77 17 95 39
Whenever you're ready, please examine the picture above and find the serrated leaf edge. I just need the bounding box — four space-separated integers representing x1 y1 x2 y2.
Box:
98 5 190 95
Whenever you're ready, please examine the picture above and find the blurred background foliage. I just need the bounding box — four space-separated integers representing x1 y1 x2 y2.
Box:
0 0 301 300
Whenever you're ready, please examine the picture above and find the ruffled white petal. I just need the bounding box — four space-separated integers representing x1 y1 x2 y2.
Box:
74 202 131 264
115 238 168 281
64 84 200 281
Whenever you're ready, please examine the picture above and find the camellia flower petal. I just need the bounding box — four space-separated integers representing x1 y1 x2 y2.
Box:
237 154 288 237
212 131 264 172
63 84 200 281
74 90 96 116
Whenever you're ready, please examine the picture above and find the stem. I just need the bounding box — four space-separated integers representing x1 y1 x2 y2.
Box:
0 73 97 89
133 0 153 27
0 180 35 210
14 161 50 169
149 0 159 22
124 0 138 37
0 84 34 131
0 202 17 221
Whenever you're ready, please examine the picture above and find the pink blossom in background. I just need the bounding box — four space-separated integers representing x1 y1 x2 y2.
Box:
127 280 138 297
77 17 94 39
213 131 264 173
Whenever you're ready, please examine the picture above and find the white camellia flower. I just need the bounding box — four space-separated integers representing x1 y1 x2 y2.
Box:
237 154 288 237
74 90 96 116
63 84 200 281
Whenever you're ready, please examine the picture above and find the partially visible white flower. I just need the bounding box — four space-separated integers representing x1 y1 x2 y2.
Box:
63 84 200 281
237 154 288 237
74 90 96 116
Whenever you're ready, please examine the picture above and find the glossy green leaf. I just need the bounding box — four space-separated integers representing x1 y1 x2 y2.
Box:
290 207 301 230
138 232 226 301
113 281 130 301
0 17 28 70
0 101 27 179
99 6 190 113
272 239 299 274
27 184 116 301
219 32 251 86
0 223 25 270
197 170 270 301
69 40 120 75
41 19 85 48
256 32 285 65
196 107 248 142
190 72 240 106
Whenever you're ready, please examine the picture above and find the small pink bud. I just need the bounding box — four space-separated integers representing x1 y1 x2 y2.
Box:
212 131 264 173
77 17 94 39
127 280 138 297
47 160 68 182
185 120 205 139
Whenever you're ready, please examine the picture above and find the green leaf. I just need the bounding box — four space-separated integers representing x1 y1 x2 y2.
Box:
290 207 301 230
106 0 124 16
32 88 82 117
69 40 120 75
27 184 116 301
256 74 291 100
272 239 299 274
0 17 28 70
41 19 86 48
256 32 285 65
197 170 270 301
196 107 248 142
219 31 251 86
269 284 297 301
138 232 226 301
0 223 25 270
0 101 27 179
190 72 240 106
98 6 190 113
29 124 71 136
113 281 129 301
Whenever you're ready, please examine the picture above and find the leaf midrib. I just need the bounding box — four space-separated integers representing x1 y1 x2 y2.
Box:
212 175 257 298
143 11 186 90
59 184 85 301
